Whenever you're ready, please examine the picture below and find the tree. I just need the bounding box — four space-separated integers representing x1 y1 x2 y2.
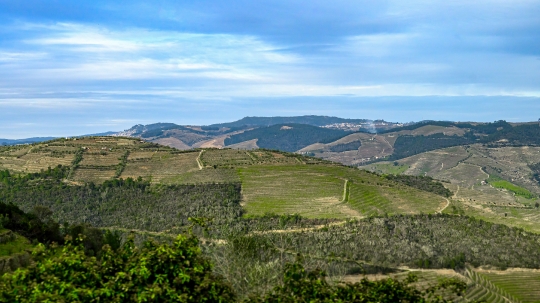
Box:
248 256 467 303
0 234 236 302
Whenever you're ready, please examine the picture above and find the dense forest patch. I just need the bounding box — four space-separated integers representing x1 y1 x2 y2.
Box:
384 175 452 197
254 214 540 270
0 168 243 232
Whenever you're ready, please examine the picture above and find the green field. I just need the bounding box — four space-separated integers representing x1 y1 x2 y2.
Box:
348 182 445 215
239 164 447 218
238 165 354 218
487 175 536 199
476 270 540 302
465 268 540 303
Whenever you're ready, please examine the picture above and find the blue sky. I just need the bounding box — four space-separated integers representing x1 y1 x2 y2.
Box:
1 0 539 138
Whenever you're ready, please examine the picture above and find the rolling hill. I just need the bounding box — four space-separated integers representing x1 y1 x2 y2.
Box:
109 116 402 150
3 136 540 300
224 123 349 152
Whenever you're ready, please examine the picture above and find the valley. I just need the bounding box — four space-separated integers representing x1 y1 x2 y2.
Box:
1 120 540 301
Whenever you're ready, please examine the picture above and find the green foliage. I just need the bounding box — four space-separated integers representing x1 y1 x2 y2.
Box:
114 150 130 178
255 214 540 270
485 123 540 146
225 124 348 152
0 232 33 257
68 147 84 178
0 202 62 244
0 180 243 233
0 235 236 302
487 175 536 199
248 257 466 303
390 134 473 160
384 175 453 197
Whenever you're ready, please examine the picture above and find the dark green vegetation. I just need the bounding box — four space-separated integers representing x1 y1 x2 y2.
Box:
0 231 468 303
250 215 540 270
225 124 348 152
390 133 473 160
0 168 243 233
0 235 236 302
384 175 452 198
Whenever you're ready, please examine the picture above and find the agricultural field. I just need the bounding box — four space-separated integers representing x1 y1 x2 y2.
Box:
79 151 124 167
348 182 446 216
200 149 255 168
121 151 200 183
72 168 118 183
238 165 354 218
239 164 447 218
465 268 540 303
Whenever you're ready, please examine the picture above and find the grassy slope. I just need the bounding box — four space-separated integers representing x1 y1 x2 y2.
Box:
239 164 446 218
0 230 32 257
474 270 540 303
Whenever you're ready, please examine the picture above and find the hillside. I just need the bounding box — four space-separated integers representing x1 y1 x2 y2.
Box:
302 120 540 166
108 116 402 150
0 136 448 220
362 144 540 234
209 115 370 128
3 136 540 300
224 124 349 152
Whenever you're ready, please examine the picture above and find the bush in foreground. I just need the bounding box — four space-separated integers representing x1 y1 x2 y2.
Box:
0 234 235 302
0 233 468 302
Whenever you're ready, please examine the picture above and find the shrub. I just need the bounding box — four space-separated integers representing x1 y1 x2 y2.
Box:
0 234 236 302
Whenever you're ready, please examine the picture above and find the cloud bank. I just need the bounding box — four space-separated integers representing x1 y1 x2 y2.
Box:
0 0 539 137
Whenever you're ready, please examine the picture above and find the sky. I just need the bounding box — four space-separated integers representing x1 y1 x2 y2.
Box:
1 0 539 138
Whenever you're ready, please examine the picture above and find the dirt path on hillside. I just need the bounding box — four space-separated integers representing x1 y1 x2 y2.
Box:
453 185 460 200
249 221 349 235
437 198 451 213
341 180 349 202
196 150 204 170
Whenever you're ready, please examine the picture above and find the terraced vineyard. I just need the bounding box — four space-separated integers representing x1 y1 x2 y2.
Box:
463 267 540 303
238 165 352 218
121 151 200 183
348 182 446 215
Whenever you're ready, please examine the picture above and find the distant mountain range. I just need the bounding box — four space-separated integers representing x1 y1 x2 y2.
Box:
0 137 57 145
0 131 118 146
5 117 539 164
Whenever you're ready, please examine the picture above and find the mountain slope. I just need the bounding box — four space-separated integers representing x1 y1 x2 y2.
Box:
210 115 370 128
224 124 349 152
